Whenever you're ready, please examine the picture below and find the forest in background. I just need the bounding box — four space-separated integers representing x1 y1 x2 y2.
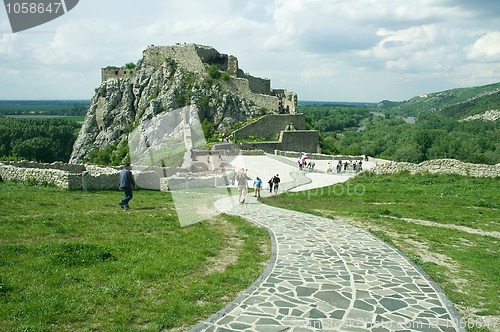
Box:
0 82 498 164
0 117 81 163
303 82 499 165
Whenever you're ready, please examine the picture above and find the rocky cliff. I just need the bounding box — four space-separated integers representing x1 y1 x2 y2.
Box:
70 43 297 164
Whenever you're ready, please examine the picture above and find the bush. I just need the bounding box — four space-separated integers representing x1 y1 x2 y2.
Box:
88 140 130 166
206 65 221 79
124 62 136 70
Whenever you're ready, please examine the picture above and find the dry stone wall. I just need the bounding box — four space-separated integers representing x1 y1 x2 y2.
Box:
2 158 496 191
275 151 363 161
233 114 306 140
0 161 121 190
371 159 499 178
0 161 189 191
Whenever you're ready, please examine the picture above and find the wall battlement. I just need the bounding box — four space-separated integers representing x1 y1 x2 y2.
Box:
101 67 135 82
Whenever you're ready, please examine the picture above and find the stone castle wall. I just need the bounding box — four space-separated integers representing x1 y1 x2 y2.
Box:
102 44 297 114
233 114 307 140
224 78 278 113
371 159 499 178
242 130 320 154
101 67 135 82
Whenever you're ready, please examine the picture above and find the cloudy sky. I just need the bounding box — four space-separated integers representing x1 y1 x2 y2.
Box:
1 0 499 102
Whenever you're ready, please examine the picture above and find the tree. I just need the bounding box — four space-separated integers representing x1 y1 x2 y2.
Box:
11 137 58 162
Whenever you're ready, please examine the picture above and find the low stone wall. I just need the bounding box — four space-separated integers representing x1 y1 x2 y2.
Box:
2 161 86 172
275 151 364 161
242 130 320 154
160 173 229 191
233 114 306 140
0 164 75 189
371 159 499 178
0 161 220 191
0 161 148 190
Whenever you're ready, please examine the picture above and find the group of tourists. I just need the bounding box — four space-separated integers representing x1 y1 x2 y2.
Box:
327 160 363 173
236 169 281 204
297 154 315 170
268 174 280 195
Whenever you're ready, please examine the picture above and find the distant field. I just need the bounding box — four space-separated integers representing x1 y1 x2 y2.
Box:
4 115 85 123
0 100 89 117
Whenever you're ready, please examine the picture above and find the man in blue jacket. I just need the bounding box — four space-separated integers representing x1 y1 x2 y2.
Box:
119 163 136 209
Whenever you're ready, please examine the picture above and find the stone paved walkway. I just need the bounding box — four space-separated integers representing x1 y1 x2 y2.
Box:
190 171 464 332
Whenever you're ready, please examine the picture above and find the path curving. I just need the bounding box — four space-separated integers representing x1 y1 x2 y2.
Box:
190 170 464 332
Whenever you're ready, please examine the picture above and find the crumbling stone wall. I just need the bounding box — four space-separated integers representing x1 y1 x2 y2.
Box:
0 162 183 191
0 162 120 190
242 130 320 154
101 67 135 82
371 159 499 178
233 114 307 140
2 161 86 172
275 151 363 161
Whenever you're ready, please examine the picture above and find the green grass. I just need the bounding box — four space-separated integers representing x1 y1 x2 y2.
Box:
0 182 270 331
262 172 499 332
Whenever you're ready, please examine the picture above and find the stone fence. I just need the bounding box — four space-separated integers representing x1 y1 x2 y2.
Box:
275 151 364 161
0 161 119 190
0 161 162 191
371 159 499 178
2 158 497 191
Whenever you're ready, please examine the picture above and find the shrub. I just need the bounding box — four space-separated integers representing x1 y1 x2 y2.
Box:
124 62 136 70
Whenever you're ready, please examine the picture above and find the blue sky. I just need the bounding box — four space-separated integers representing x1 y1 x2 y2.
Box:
1 0 499 102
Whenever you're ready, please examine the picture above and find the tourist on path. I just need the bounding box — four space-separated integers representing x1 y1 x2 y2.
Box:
253 177 262 198
236 168 248 204
268 177 274 193
119 163 136 210
272 174 281 194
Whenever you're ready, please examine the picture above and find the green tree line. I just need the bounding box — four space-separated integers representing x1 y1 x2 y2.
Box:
0 100 88 116
0 117 81 163
302 106 499 165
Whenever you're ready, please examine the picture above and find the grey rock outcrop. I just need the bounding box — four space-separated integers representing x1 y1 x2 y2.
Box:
460 109 500 122
70 44 297 164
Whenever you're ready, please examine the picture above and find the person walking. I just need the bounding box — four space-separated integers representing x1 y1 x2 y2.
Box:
236 168 248 204
272 174 280 194
119 163 136 210
253 177 262 198
268 176 274 193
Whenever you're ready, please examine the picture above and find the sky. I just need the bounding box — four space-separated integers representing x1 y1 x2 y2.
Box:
1 0 499 102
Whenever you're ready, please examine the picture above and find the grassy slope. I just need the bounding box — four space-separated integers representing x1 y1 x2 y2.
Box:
0 183 270 331
380 82 500 116
262 173 499 332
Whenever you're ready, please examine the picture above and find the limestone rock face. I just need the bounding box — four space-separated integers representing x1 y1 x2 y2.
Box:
70 44 296 164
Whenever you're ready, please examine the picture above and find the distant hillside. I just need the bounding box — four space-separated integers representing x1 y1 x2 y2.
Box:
378 82 500 118
302 81 499 164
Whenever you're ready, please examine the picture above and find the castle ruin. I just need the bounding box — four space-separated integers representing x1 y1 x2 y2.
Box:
101 43 297 115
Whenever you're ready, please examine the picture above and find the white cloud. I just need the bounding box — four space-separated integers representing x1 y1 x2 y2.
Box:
0 32 20 58
467 31 500 62
35 19 134 66
0 0 499 101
